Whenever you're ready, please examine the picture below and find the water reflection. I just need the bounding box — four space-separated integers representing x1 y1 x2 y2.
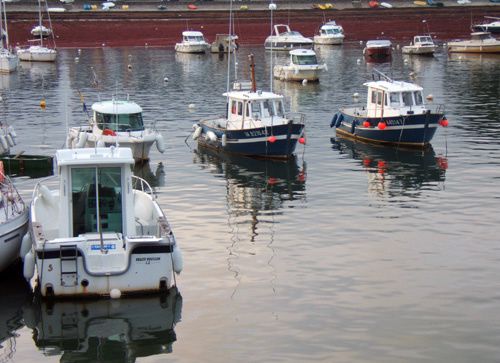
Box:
332 136 447 198
133 161 166 188
23 289 182 362
0 265 32 362
193 147 307 238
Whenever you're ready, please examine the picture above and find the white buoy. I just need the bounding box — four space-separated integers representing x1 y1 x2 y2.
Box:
102 43 106 47
23 251 35 281
156 134 166 153
359 40 363 45
145 43 149 47
206 131 217 142
426 94 434 101
356 58 361 64
78 48 81 54
74 57 79 62
269 2 277 10
302 79 308 85
404 58 409 64
20 233 32 260
76 132 88 148
127 64 132 70
221 133 227 147
192 125 202 140
110 288 122 299
188 103 196 109
353 92 359 98
164 77 169 82
172 246 183 274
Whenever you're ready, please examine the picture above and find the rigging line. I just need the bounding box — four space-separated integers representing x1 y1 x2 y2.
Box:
44 0 56 49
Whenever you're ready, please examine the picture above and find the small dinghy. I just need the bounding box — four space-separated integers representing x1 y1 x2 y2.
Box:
21 147 183 298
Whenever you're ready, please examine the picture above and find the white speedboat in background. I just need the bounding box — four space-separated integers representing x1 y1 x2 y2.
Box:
273 49 326 82
402 35 438 55
67 97 165 162
175 31 209 53
21 147 183 298
210 34 238 53
313 21 345 45
264 24 313 51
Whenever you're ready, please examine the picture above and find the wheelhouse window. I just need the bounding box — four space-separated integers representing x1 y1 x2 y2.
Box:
390 93 400 106
414 91 423 105
262 100 276 117
231 100 237 115
71 167 123 237
402 92 413 107
276 101 284 117
371 90 383 105
237 101 243 116
95 112 144 132
292 55 318 65
251 102 261 119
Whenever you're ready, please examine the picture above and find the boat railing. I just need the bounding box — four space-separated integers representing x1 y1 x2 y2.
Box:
371 68 393 83
0 176 25 219
286 112 306 125
132 175 154 196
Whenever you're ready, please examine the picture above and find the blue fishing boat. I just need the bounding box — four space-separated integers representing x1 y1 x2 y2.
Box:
193 55 306 159
330 70 448 148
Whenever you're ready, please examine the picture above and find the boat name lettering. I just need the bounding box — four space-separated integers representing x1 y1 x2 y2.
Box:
244 130 266 137
385 119 403 126
135 257 161 264
91 244 116 250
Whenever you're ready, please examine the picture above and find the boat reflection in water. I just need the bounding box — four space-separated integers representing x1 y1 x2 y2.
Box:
23 289 182 362
331 136 447 198
0 265 32 362
133 161 166 188
193 146 307 239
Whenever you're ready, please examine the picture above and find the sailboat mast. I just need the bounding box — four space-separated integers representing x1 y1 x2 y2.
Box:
0 0 4 49
226 0 233 94
37 0 43 46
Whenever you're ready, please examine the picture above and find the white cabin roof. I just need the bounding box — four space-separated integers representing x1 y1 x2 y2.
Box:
363 80 423 92
223 90 284 101
290 49 316 56
366 39 392 47
92 100 142 115
56 147 135 167
182 31 204 37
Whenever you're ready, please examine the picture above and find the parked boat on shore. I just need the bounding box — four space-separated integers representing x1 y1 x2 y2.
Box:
0 162 29 273
21 147 183 298
67 97 165 162
402 35 438 55
330 70 448 148
175 31 209 53
313 21 345 45
447 32 500 53
273 49 326 82
264 24 313 51
193 55 306 159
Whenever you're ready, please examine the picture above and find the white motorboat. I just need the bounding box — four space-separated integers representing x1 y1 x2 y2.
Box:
21 147 183 298
16 0 57 62
264 24 313 51
402 35 438 55
210 34 238 53
0 162 29 273
273 48 326 82
67 97 166 162
313 21 345 45
0 0 18 73
363 39 392 59
472 17 500 34
174 31 209 53
447 32 500 53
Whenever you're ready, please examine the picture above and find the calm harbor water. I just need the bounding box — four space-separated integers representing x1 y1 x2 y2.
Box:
1 44 500 362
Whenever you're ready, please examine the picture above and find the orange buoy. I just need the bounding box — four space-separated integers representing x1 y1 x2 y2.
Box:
363 121 370 128
298 137 306 144
377 122 387 130
267 177 278 185
440 118 449 127
102 129 116 136
40 99 46 109
268 135 277 143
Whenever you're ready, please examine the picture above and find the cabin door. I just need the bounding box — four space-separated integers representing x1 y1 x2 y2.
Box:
71 166 123 236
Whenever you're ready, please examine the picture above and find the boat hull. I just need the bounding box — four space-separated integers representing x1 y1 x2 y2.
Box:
402 45 437 55
273 65 323 82
174 43 209 53
313 35 344 45
331 111 443 147
364 46 392 59
0 210 28 273
447 42 500 53
197 122 305 159
0 53 18 73
17 48 57 62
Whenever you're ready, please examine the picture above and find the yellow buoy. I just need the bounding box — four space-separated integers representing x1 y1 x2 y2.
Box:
40 99 46 109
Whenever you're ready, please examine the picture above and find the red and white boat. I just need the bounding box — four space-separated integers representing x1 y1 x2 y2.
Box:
363 40 392 60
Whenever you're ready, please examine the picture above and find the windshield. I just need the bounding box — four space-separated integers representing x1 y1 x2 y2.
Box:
95 112 144 132
292 54 318 65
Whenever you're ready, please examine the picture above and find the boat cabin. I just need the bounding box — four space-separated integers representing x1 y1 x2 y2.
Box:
412 35 434 45
319 22 344 35
92 100 145 132
289 49 319 66
182 31 206 43
363 80 427 118
54 148 136 239
224 90 286 130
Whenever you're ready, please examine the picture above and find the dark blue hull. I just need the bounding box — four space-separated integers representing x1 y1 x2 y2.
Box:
330 111 444 147
198 122 305 159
